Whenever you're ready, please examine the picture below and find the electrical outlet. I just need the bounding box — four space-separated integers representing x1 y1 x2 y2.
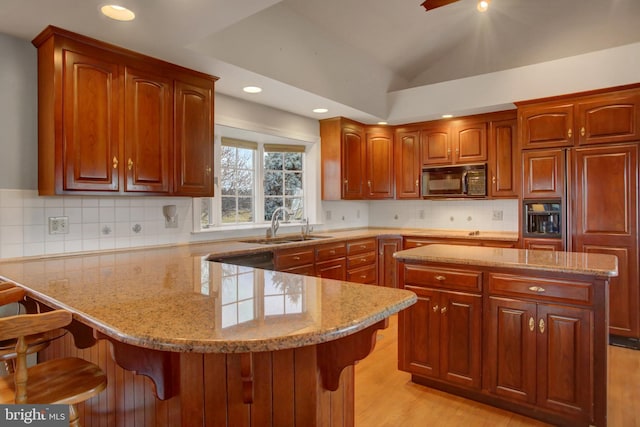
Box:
48 216 69 234
326 210 332 220
492 210 504 221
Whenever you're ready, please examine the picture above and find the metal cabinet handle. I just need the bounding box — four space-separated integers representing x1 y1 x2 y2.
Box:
492 176 496 184
528 286 546 293
415 179 419 188
581 126 586 137
205 166 212 176
539 318 545 334
440 306 447 314
360 258 367 262
329 250 336 255
432 305 439 313
128 158 133 170
113 156 119 169
434 275 446 281
368 180 371 188
293 256 300 260
360 275 367 279
529 317 535 332
567 128 572 138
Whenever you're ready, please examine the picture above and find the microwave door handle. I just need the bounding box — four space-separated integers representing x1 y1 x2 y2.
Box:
461 171 468 194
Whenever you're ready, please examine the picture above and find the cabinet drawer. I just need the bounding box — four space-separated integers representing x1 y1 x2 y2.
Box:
281 264 316 276
403 265 482 292
316 258 346 280
347 238 377 255
347 251 376 269
404 238 482 249
347 264 377 284
275 247 315 269
489 273 593 305
316 242 347 261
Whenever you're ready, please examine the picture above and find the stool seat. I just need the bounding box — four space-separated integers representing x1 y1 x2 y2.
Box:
0 357 107 404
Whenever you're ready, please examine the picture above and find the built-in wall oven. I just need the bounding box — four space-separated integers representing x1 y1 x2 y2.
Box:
421 163 487 198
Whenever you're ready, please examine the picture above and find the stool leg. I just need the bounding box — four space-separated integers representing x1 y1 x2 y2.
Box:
69 404 80 427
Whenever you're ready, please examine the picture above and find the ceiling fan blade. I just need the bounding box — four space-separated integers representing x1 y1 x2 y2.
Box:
420 0 460 11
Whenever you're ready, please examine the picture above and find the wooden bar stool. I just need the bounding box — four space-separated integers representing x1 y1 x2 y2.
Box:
0 287 107 427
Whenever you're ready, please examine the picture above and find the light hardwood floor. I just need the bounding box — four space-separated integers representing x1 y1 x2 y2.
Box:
355 314 640 427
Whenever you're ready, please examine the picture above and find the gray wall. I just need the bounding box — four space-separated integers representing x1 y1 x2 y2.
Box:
0 32 37 190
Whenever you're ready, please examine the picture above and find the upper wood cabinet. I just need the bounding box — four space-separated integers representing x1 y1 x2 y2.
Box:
518 87 640 149
488 118 519 198
421 119 487 166
320 118 393 200
394 128 421 199
522 149 565 199
32 26 217 197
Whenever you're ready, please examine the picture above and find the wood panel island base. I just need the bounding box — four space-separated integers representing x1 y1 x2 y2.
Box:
0 246 415 427
394 244 618 427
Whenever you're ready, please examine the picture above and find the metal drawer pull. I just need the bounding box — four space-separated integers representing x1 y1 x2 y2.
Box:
293 256 300 260
528 286 546 293
360 258 367 262
529 317 535 332
432 305 439 313
360 275 367 279
329 250 335 255
434 275 446 281
539 318 545 334
440 306 447 314
128 158 133 170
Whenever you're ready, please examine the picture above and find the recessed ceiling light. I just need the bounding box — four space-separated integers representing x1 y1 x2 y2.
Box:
243 86 262 94
377 121 388 125
101 5 135 21
313 108 329 114
442 114 454 118
477 0 490 12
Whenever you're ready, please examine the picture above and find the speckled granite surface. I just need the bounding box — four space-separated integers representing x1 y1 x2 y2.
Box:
0 243 416 353
394 244 618 277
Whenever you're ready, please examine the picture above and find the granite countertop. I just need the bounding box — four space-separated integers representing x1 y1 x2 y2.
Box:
394 244 619 278
0 243 416 353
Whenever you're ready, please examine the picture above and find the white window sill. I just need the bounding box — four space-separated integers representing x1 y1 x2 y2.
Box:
193 221 315 234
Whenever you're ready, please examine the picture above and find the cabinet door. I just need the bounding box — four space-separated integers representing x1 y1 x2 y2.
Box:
174 78 214 196
366 129 394 199
486 297 536 403
489 118 518 197
440 291 482 389
577 91 640 146
124 68 172 193
522 149 565 198
452 120 487 164
536 304 592 418
572 144 638 337
522 238 564 252
341 123 366 199
378 237 401 288
399 286 440 378
395 129 421 199
421 125 450 165
62 50 121 192
519 103 574 148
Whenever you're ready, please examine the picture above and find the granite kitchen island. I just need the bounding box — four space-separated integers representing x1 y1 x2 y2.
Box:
0 244 415 427
393 244 618 427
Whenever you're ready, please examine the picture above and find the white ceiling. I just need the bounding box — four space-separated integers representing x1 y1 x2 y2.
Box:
1 0 640 124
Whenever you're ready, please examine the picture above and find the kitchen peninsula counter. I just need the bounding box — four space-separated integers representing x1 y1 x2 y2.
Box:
0 242 415 427
393 244 617 427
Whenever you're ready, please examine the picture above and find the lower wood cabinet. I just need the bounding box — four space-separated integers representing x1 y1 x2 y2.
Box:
398 261 608 427
274 246 315 275
378 237 402 288
346 238 378 285
522 237 564 251
315 241 347 280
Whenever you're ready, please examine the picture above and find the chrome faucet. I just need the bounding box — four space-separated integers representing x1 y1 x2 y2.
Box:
301 217 313 237
267 206 292 238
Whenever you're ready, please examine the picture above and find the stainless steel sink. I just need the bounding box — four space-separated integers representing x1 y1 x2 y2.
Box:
240 235 331 245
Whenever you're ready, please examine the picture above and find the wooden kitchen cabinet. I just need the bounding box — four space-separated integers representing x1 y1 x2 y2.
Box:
488 117 519 197
421 118 487 166
320 118 393 200
518 86 640 149
32 25 217 196
315 241 347 280
522 148 565 199
274 246 315 275
399 264 483 389
346 238 378 285
522 238 564 251
377 236 401 288
365 127 394 199
394 128 421 199
572 143 639 339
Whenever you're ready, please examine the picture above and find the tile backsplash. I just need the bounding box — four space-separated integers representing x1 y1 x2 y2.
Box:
0 189 518 260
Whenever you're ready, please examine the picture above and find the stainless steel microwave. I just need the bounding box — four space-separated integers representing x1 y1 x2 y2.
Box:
421 163 487 198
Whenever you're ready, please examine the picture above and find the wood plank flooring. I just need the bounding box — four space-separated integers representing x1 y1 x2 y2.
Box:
355 314 640 427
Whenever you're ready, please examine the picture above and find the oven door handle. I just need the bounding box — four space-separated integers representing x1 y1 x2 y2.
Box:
461 171 468 194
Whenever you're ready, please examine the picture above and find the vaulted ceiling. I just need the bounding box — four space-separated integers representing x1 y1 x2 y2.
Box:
1 0 640 125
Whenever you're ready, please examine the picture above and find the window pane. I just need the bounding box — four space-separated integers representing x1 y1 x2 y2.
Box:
285 172 302 196
264 171 283 196
284 153 303 171
221 146 235 169
236 170 254 196
237 148 254 169
220 171 235 196
264 152 283 170
286 198 303 220
221 197 237 223
237 197 254 222
264 198 283 221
